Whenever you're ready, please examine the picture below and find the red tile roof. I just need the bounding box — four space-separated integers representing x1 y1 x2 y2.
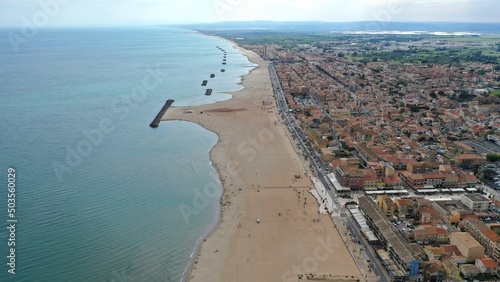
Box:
478 257 498 269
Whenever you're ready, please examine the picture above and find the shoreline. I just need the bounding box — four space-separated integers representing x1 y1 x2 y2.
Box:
178 120 224 282
176 41 260 282
164 40 363 281
168 45 262 281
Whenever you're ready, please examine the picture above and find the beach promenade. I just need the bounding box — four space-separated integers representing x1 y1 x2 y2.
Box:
163 47 362 282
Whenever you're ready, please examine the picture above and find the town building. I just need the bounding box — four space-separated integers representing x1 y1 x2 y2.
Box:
475 257 499 274
454 154 486 169
450 232 485 263
462 218 500 263
358 196 421 281
461 193 492 212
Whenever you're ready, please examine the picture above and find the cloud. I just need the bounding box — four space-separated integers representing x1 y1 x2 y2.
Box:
0 0 499 26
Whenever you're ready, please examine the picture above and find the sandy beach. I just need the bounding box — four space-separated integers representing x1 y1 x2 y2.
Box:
163 46 362 282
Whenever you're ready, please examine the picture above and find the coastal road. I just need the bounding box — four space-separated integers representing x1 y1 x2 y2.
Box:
269 64 332 191
268 63 389 282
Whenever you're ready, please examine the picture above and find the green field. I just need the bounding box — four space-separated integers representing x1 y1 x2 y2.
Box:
431 35 500 44
492 89 500 95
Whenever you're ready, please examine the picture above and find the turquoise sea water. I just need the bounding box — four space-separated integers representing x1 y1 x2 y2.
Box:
0 27 256 281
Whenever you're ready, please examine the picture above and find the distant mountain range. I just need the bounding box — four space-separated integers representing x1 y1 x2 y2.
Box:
176 21 500 35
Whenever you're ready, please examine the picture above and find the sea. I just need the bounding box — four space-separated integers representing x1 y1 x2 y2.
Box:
0 27 256 281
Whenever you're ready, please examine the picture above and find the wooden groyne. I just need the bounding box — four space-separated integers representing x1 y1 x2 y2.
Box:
150 99 175 128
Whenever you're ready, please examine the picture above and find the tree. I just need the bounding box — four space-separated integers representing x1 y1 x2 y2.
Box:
458 91 468 100
473 164 480 176
483 169 496 181
429 92 437 99
486 153 500 162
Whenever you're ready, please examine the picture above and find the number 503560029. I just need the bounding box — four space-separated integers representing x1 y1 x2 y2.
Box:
7 168 16 216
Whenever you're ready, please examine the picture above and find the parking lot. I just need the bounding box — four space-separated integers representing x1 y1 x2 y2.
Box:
391 220 415 235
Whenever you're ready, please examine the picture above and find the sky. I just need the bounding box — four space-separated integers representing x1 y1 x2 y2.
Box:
0 0 499 27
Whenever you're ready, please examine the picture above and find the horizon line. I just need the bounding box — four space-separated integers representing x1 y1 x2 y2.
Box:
1 20 500 29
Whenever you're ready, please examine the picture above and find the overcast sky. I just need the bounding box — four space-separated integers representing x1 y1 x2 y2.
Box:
0 0 499 27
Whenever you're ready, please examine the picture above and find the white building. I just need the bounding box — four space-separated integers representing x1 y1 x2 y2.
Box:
461 193 492 212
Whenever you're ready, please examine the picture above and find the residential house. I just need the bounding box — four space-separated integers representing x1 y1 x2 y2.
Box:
442 244 468 264
460 264 480 279
454 154 485 169
363 170 378 190
436 227 450 243
320 147 335 162
406 162 440 174
395 198 415 219
335 164 365 190
376 195 395 218
419 206 441 225
422 261 444 282
442 257 461 281
475 257 499 274
423 246 446 260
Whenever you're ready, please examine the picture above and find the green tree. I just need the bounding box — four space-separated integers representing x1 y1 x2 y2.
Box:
483 169 496 181
486 153 500 162
459 91 468 100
